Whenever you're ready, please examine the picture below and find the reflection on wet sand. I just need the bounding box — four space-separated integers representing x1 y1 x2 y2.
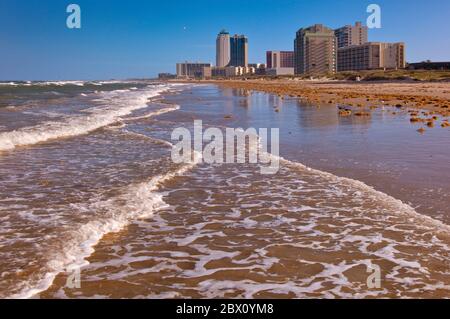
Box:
1 83 449 298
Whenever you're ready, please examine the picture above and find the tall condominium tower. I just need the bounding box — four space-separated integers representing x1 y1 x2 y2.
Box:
229 35 248 67
334 21 368 48
294 24 337 75
216 30 231 67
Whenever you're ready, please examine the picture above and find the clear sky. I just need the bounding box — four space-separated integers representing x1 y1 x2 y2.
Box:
1 0 449 80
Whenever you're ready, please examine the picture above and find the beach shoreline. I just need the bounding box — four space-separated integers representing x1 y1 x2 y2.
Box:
1 82 449 298
173 79 450 121
39 84 450 298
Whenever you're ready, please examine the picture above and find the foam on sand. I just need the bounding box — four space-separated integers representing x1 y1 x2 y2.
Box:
10 150 203 299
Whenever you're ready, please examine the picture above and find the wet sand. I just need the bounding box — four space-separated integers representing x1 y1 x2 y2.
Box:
36 84 450 299
194 79 450 120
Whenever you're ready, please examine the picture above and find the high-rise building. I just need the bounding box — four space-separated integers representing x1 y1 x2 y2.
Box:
294 24 337 75
266 51 295 68
337 42 406 71
229 35 248 67
334 22 368 48
176 62 212 78
216 30 231 67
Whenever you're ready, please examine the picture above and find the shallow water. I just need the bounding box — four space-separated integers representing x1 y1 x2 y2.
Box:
0 83 449 298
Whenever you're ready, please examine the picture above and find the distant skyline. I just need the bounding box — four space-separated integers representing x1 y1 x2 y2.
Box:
1 0 449 80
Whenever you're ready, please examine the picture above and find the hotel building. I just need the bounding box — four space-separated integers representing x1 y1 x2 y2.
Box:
337 42 406 71
335 22 368 48
266 51 295 76
266 51 295 68
229 35 248 67
176 62 212 78
294 24 337 75
216 30 231 67
207 66 255 78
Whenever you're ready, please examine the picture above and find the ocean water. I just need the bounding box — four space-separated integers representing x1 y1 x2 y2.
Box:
0 83 449 298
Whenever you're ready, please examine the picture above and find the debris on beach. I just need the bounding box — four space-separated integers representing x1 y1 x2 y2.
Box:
39 180 52 187
417 127 426 134
338 109 352 116
354 111 371 117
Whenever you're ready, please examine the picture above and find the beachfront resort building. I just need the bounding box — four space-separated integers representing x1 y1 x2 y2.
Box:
215 31 249 68
294 24 337 75
204 66 255 78
216 30 231 67
334 22 368 48
229 35 249 67
176 62 212 78
248 63 267 75
266 51 295 68
266 51 295 75
337 42 406 71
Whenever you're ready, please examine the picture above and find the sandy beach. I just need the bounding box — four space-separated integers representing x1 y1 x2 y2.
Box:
187 80 450 127
1 81 450 299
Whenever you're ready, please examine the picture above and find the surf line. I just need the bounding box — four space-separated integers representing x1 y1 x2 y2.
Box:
12 150 202 299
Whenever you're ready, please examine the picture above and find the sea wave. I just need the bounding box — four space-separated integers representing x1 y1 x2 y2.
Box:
10 148 202 299
0 85 172 151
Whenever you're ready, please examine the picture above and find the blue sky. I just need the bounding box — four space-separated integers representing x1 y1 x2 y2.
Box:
0 0 449 80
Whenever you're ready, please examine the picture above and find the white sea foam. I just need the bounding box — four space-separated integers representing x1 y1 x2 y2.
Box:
0 85 172 151
124 104 180 121
10 150 203 299
257 137 450 235
121 130 174 148
0 81 87 87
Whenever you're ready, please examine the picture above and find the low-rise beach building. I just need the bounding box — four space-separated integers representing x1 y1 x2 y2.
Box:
202 66 255 78
266 51 295 69
266 68 295 76
176 62 212 78
408 61 450 70
337 42 406 71
266 51 294 75
248 63 266 75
